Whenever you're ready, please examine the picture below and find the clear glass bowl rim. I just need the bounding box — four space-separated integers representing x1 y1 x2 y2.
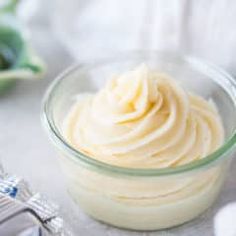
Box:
42 51 236 176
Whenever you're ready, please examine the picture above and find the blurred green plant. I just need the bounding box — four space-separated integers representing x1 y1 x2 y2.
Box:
0 0 45 93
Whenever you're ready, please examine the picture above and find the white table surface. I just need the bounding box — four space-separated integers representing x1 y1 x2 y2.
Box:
0 27 236 236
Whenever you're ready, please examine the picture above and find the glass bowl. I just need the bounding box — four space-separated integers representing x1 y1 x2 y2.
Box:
42 51 236 231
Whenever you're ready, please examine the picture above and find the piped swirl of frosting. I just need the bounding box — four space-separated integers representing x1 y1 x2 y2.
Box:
64 64 224 168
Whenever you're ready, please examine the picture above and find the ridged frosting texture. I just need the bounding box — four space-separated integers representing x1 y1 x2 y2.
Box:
63 64 224 168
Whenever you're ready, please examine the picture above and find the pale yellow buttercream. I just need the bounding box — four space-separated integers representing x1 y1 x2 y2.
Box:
63 64 224 168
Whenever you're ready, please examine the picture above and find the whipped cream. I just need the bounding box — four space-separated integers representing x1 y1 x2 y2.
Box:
59 64 228 230
64 64 224 168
